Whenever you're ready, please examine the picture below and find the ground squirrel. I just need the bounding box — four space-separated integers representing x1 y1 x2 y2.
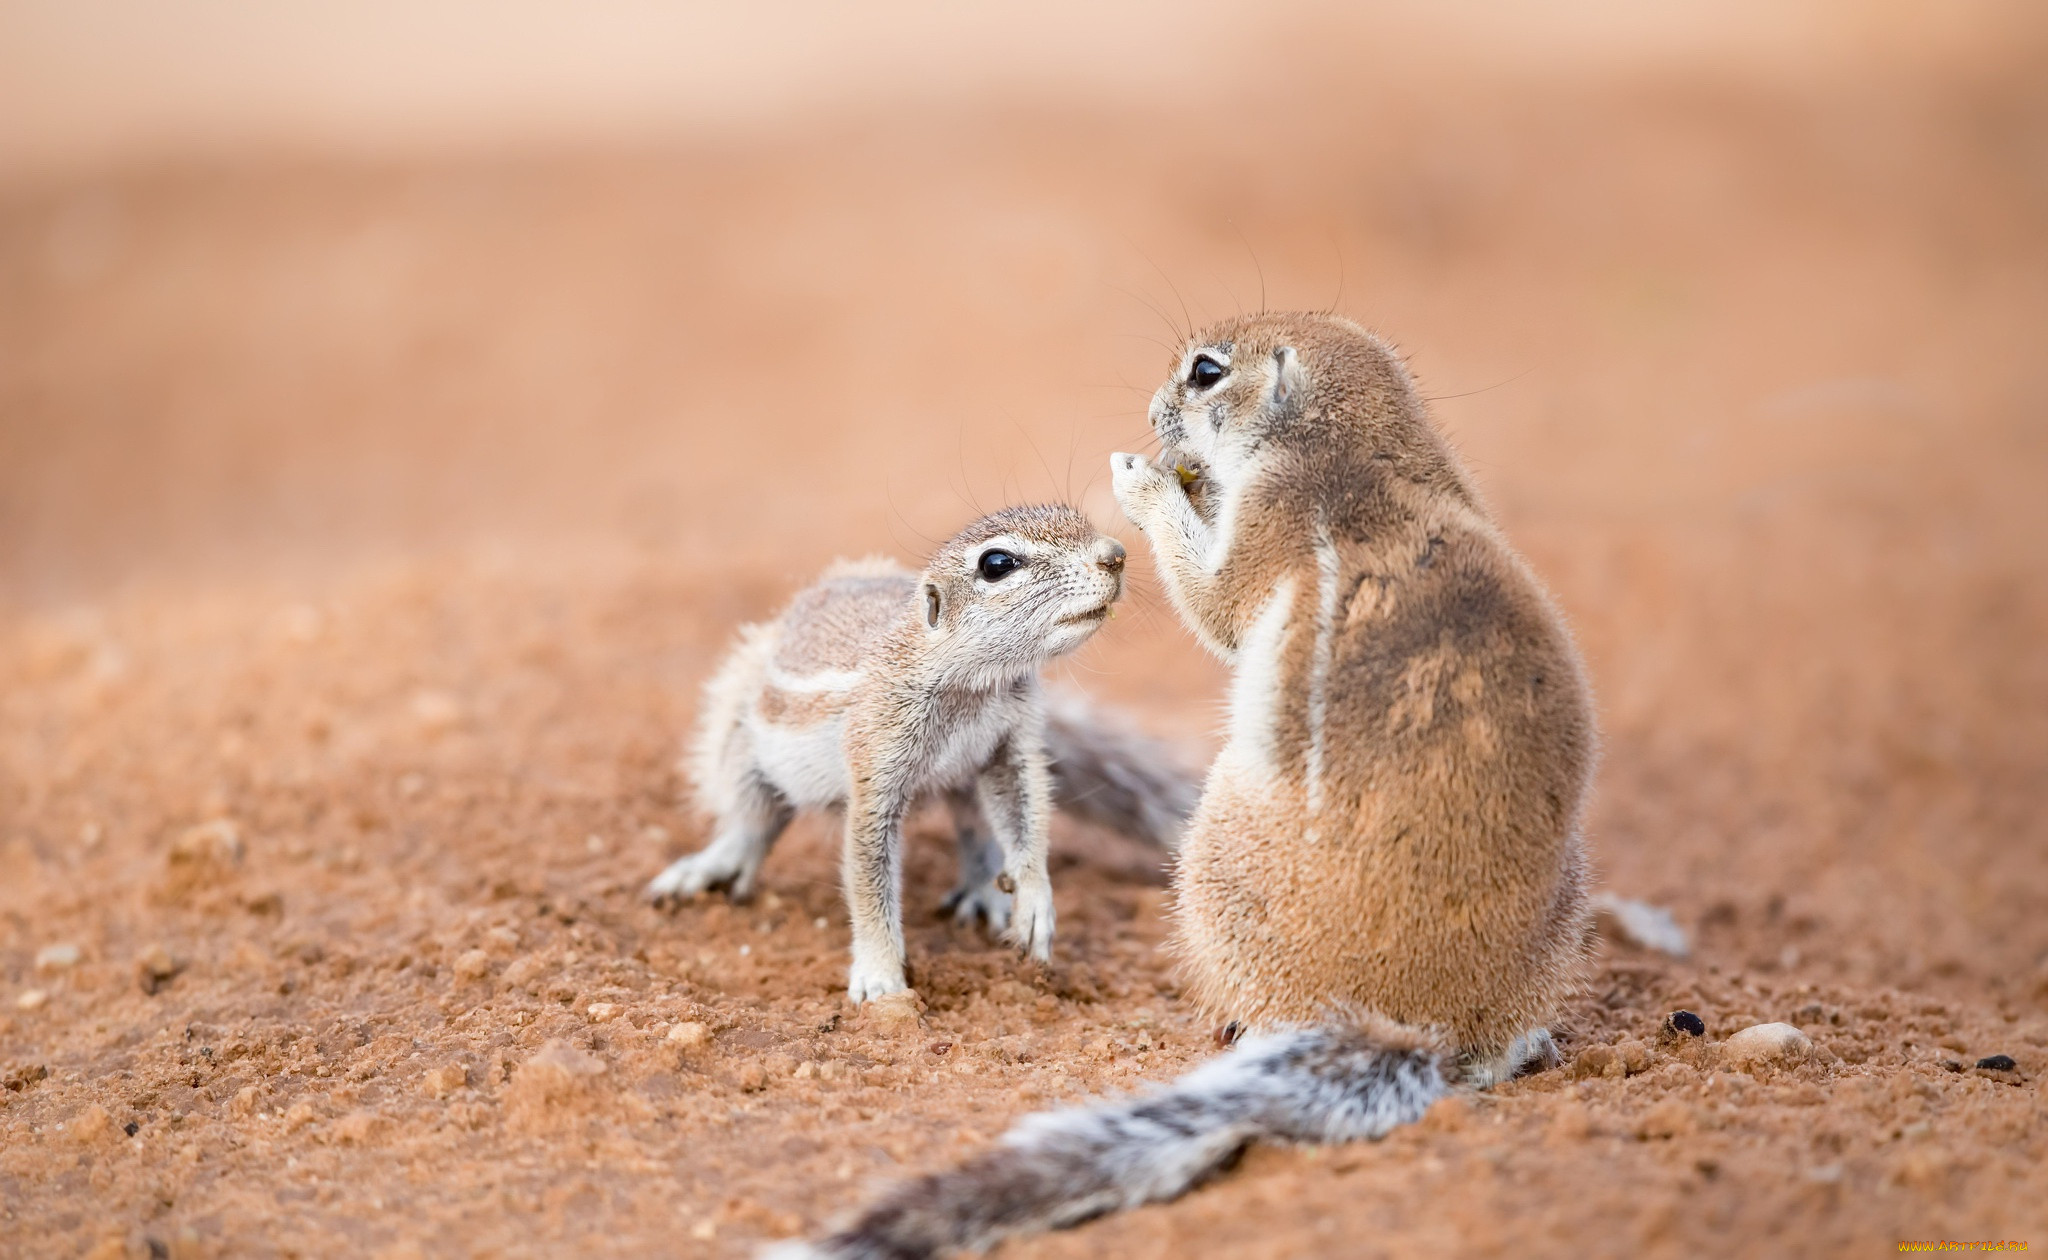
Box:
782 313 1595 1256
646 504 1189 1003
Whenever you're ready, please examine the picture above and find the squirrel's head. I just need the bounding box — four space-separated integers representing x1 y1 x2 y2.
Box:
1149 311 1472 512
918 504 1126 681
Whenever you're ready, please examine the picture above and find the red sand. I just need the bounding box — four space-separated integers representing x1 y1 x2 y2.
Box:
3 11 2046 1256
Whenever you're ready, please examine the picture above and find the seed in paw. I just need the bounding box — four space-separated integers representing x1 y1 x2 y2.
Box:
1663 1010 1706 1038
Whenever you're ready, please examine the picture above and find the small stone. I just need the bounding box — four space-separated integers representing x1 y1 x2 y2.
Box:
4 1062 49 1092
1661 1010 1706 1041
586 1002 620 1023
1719 1022 1813 1071
421 1064 468 1099
860 990 926 1031
505 1040 608 1125
16 989 48 1011
70 1104 114 1144
1570 1042 1649 1079
452 949 492 981
170 818 244 867
667 1021 711 1048
123 1121 139 1137
136 944 180 994
333 1111 386 1144
34 944 82 972
736 1062 769 1092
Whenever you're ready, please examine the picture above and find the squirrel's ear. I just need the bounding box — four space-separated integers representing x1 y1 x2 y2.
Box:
924 583 942 629
1272 345 1304 409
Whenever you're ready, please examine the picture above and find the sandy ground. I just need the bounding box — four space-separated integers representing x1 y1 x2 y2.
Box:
4 9 2048 1257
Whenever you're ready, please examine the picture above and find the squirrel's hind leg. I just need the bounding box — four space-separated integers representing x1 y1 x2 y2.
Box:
937 788 1013 933
977 736 1056 963
645 775 793 906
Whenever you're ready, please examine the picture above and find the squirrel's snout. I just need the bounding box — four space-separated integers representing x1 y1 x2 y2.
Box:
1096 540 1127 574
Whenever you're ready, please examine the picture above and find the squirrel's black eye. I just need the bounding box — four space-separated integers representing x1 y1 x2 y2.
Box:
976 549 1021 582
1187 355 1227 390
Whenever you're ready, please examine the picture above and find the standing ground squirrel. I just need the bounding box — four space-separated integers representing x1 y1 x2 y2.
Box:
647 504 1191 1003
782 313 1595 1257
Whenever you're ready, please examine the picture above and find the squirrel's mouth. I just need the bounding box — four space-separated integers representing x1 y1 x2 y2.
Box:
1057 605 1112 628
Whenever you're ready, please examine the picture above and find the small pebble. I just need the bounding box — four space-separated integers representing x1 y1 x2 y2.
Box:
861 990 925 1030
586 1002 620 1023
35 944 82 972
169 818 244 867
16 989 49 1011
136 944 180 994
667 1021 711 1048
1664 1010 1706 1038
70 1104 114 1144
452 949 492 980
1719 1022 1812 1070
421 1064 469 1098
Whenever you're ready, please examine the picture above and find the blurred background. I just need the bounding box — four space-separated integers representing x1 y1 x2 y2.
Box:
7 0 2046 966
3 1 2047 1252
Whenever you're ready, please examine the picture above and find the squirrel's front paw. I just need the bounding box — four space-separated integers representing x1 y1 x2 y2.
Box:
1110 452 1173 525
847 951 910 1003
1005 875 1056 963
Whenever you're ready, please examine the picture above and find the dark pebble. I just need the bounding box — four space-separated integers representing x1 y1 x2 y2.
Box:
1665 1010 1706 1038
123 1121 139 1137
1975 1054 2018 1072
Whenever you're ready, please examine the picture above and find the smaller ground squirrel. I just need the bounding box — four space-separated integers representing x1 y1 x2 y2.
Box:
647 504 1161 1003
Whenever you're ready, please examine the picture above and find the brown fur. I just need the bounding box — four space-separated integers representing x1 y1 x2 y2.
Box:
1114 311 1594 1068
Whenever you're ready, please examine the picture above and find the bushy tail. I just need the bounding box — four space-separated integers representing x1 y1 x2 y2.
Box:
771 1021 1446 1260
1042 689 1202 851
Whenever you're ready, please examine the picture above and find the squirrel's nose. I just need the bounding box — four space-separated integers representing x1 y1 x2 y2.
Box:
1097 540 1126 574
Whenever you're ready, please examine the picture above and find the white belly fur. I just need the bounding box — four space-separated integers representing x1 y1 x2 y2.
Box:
750 697 1017 811
749 714 851 808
